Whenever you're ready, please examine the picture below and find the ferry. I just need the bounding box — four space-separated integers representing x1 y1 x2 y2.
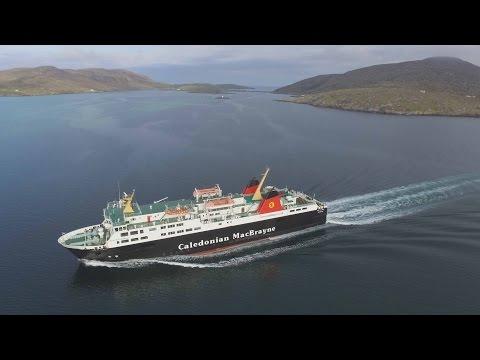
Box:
58 168 327 261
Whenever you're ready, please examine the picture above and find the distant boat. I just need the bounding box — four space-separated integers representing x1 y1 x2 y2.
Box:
215 95 230 100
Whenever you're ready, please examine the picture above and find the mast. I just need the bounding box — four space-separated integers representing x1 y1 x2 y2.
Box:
252 167 270 201
122 189 136 215
117 181 121 203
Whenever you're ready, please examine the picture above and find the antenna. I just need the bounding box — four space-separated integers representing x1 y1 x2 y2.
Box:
117 181 121 202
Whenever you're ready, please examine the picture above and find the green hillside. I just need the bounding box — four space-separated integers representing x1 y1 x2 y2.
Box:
275 57 480 117
0 66 250 96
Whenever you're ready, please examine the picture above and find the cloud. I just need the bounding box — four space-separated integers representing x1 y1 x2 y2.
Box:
1 45 480 86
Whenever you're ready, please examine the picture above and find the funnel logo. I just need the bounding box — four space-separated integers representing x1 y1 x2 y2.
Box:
268 201 275 209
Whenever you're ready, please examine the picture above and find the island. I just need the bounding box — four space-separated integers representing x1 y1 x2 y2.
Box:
0 66 251 96
274 57 480 117
172 83 252 94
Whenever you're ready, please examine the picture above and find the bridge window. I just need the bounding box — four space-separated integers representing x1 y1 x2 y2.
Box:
168 232 175 235
121 239 129 243
130 230 138 235
194 227 201 230
121 232 128 237
161 233 166 236
177 230 184 233
168 225 174 228
141 236 148 240
149 227 156 231
186 228 192 232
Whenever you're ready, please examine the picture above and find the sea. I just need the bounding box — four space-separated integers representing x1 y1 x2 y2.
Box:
1 88 480 314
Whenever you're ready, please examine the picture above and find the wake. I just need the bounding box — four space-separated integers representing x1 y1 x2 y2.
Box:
82 173 480 269
327 173 480 225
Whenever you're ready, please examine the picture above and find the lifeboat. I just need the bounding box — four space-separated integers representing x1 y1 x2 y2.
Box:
165 206 190 216
205 197 234 208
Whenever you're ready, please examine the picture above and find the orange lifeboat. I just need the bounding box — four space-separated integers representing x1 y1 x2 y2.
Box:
165 206 190 216
205 197 234 208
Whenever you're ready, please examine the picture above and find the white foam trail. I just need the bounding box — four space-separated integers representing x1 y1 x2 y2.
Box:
327 173 480 225
82 173 480 269
82 237 324 269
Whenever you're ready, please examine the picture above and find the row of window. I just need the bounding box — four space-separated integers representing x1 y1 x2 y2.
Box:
120 229 145 237
117 226 203 244
290 207 309 213
119 235 148 244
210 206 232 211
145 226 202 233
115 221 186 234
116 203 310 237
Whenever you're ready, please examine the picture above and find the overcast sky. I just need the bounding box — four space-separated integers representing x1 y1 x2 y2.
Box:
1 45 480 86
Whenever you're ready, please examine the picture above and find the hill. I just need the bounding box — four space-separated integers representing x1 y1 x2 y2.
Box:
0 66 250 96
274 57 480 117
0 66 171 96
172 83 253 94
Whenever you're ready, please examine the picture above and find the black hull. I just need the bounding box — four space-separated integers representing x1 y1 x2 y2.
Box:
68 209 327 262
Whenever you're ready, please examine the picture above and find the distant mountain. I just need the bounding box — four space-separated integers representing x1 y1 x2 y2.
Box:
0 66 250 97
172 83 253 94
274 57 480 117
0 66 171 96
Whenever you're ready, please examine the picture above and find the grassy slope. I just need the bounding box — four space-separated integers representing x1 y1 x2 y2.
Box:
0 66 251 96
275 57 480 117
288 87 480 117
0 66 169 96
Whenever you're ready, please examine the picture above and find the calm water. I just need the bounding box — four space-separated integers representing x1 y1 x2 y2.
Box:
2 89 480 314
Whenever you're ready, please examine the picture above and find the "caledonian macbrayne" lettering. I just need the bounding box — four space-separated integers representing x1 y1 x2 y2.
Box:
178 227 276 250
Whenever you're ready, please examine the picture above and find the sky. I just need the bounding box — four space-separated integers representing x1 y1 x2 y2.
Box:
1 45 480 87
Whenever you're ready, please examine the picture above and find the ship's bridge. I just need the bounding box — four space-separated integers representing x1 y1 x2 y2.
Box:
193 185 222 202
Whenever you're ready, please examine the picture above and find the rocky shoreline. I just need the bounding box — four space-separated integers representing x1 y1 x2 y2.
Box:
276 98 480 118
